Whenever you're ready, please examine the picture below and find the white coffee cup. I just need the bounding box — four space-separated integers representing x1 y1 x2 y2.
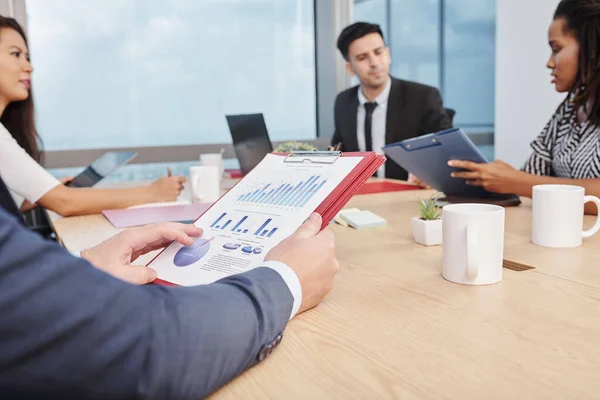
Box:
442 204 505 285
200 153 224 180
190 166 221 203
532 184 600 248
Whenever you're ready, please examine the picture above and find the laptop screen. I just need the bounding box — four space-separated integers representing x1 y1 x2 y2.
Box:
68 151 137 188
226 114 273 176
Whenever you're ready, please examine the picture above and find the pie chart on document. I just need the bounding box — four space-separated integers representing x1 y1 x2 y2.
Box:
173 238 211 267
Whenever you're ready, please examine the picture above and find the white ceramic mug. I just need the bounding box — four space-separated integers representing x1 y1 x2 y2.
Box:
200 153 224 180
532 184 600 248
190 166 221 203
442 204 505 285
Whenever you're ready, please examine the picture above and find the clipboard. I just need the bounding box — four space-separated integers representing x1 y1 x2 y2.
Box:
281 151 386 229
150 151 385 286
383 128 520 205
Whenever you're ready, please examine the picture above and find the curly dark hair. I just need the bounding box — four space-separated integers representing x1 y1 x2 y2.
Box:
554 0 600 126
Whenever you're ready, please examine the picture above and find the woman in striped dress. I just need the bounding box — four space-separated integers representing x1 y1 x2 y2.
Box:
450 0 600 214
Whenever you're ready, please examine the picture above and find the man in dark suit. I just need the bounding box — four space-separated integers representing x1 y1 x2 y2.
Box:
0 175 338 399
331 22 452 181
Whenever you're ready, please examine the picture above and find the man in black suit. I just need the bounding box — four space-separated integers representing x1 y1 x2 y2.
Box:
331 22 452 181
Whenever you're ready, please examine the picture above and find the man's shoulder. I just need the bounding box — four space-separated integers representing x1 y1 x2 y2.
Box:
335 84 359 104
392 77 440 95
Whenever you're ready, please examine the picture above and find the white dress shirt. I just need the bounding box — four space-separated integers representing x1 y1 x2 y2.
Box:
0 122 60 207
357 77 391 177
261 260 302 320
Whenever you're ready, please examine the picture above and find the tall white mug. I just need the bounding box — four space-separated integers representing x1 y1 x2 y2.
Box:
190 166 221 203
442 204 505 285
200 153 224 181
532 184 600 248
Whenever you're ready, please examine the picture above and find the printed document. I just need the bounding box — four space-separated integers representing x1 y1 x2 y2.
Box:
148 153 361 285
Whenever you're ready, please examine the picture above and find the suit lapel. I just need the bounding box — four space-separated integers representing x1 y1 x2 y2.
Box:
346 88 359 151
0 177 24 222
385 78 406 145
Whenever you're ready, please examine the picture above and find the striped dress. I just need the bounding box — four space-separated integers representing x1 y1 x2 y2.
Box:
523 100 600 178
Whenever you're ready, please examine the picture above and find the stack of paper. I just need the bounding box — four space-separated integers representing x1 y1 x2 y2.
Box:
334 208 387 230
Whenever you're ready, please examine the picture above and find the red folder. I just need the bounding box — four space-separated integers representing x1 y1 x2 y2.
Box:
312 152 386 230
150 152 385 286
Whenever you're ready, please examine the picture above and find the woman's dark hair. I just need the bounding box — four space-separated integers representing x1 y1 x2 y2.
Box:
554 0 600 126
0 16 41 162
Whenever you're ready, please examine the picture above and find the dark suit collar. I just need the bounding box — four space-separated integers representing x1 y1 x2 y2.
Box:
388 76 403 101
346 87 360 152
0 177 24 223
385 77 406 145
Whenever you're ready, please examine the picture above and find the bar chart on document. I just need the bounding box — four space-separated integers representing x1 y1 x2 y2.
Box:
234 174 329 209
209 212 279 239
148 154 363 285
204 168 335 241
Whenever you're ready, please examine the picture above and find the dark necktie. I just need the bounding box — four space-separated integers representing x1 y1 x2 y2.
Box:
364 102 377 152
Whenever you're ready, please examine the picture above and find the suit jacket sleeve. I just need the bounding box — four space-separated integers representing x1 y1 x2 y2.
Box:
331 94 342 147
0 207 293 400
420 87 452 135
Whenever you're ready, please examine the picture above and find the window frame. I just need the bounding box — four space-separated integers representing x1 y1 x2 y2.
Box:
13 0 349 168
10 0 492 168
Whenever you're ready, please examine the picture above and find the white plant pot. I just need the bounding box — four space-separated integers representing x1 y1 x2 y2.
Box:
411 217 442 246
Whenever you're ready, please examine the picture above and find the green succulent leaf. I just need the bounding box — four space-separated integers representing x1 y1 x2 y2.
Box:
273 141 317 152
416 192 442 220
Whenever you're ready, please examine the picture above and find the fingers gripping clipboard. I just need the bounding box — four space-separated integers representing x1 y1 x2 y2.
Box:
383 128 520 206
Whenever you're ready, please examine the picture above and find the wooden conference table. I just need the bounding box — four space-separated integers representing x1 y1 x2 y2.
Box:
51 179 600 399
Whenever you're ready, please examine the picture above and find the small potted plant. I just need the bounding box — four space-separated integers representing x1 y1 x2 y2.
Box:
273 141 316 153
411 193 443 246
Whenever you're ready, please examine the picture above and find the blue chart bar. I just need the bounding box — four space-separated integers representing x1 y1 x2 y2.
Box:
232 216 248 232
222 220 232 230
250 184 270 203
261 230 269 236
285 176 316 206
299 179 328 207
254 219 272 236
237 176 327 208
211 213 227 228
247 190 260 202
267 228 277 237
273 185 294 205
279 180 305 206
243 229 248 233
265 184 285 204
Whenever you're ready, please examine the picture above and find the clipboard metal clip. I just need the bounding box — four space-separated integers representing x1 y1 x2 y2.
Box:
284 151 341 165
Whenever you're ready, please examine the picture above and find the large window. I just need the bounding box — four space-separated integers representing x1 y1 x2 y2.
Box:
389 0 440 89
26 0 317 150
354 0 496 133
443 0 495 130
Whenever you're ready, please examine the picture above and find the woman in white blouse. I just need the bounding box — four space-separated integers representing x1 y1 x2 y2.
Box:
0 17 185 216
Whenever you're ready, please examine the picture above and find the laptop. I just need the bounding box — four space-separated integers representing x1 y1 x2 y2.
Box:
67 151 137 187
226 113 273 176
